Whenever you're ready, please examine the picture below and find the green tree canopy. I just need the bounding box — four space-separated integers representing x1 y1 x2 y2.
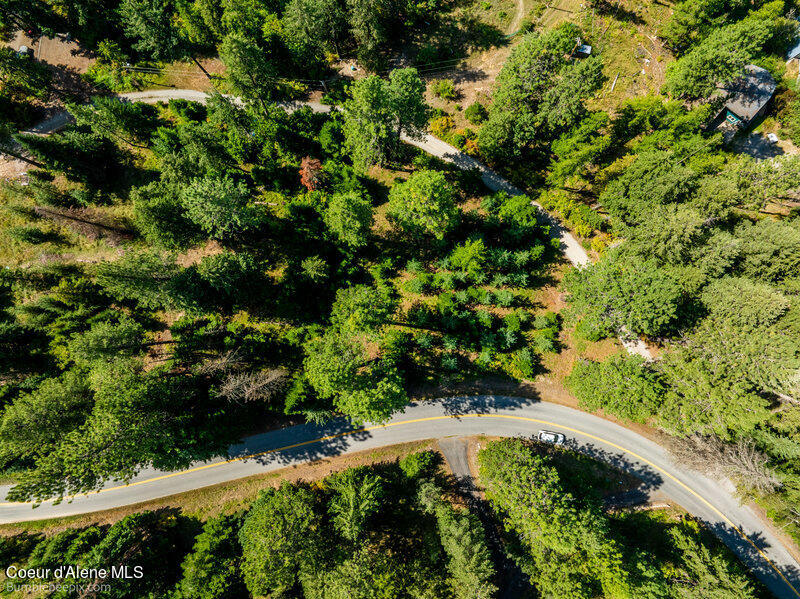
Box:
564 252 685 339
566 354 665 423
326 466 385 542
342 68 427 169
663 2 788 99
181 175 254 239
323 191 374 248
386 170 458 240
239 483 323 596
177 514 246 599
478 439 632 598
218 31 279 113
0 371 92 465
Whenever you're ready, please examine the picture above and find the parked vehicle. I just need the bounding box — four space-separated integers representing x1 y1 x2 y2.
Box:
537 430 565 445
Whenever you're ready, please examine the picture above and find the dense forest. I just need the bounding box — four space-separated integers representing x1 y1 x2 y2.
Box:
547 2 800 546
2 0 800 595
0 445 766 599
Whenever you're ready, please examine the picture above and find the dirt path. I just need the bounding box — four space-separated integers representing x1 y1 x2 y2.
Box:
508 0 526 34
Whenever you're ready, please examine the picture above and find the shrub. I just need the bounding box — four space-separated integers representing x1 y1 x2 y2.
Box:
455 128 476 140
476 309 493 328
453 270 470 287
450 133 467 148
406 259 424 273
437 292 457 312
465 102 488 125
574 318 603 342
463 138 480 156
481 191 510 215
431 79 457 100
449 238 487 277
494 289 515 307
430 115 455 138
442 335 459 351
512 348 537 379
434 272 457 291
499 327 517 349
533 311 558 329
400 450 438 478
415 332 435 349
411 152 436 169
404 274 430 295
453 290 469 305
441 353 460 371
531 330 556 353
491 274 509 288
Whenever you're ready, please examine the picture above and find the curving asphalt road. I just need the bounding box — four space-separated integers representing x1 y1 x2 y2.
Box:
0 397 798 598
15 90 796 591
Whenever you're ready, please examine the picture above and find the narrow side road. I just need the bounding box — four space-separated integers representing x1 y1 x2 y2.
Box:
118 90 654 358
439 437 535 598
14 88 653 358
0 397 798 599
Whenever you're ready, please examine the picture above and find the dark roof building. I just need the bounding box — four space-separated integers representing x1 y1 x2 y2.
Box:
718 65 777 129
786 18 800 60
788 39 800 61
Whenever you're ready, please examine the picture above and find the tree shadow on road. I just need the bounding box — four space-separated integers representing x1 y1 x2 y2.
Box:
431 394 538 416
705 520 800 597
563 440 664 493
228 417 373 467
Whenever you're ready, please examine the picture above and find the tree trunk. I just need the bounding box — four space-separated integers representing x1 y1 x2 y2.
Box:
192 56 214 81
395 121 404 157
0 145 44 168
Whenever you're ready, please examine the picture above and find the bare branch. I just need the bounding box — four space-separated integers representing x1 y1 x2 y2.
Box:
218 369 288 404
669 435 781 495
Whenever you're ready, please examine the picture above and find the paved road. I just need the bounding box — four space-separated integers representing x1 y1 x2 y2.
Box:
119 91 595 267
0 397 798 598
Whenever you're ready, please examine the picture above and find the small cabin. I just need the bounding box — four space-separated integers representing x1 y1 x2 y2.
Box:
716 65 777 130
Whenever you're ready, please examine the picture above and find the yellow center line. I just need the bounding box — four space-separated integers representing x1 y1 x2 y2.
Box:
2 413 798 597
